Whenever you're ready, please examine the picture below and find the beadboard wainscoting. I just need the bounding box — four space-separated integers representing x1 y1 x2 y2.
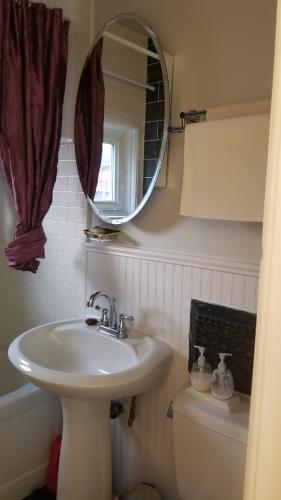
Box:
86 243 259 499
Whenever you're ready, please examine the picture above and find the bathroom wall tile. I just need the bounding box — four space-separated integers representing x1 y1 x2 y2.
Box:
44 249 57 265
147 62 163 84
66 267 85 286
143 159 157 177
54 176 68 192
66 207 87 224
47 264 67 283
36 261 49 278
77 223 87 239
52 192 59 205
45 236 66 252
147 37 157 52
58 143 75 161
56 251 85 270
63 298 85 317
57 221 77 239
144 121 158 140
78 192 87 208
146 83 159 103
75 285 86 303
66 238 85 255
57 191 78 207
43 220 58 236
143 177 153 194
145 100 165 122
159 82 164 101
49 280 77 300
144 139 162 160
158 121 164 139
68 176 82 192
46 206 66 222
57 160 78 176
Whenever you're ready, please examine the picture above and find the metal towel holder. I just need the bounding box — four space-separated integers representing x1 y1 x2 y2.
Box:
168 110 207 134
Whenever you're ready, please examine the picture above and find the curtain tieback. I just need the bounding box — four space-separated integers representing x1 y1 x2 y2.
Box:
4 224 47 273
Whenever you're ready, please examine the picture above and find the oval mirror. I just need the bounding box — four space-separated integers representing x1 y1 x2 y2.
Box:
75 14 170 225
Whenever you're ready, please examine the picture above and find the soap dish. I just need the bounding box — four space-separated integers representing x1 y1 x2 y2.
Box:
84 226 121 244
185 385 243 412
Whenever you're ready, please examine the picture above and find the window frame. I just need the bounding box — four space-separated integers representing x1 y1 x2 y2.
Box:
94 115 141 218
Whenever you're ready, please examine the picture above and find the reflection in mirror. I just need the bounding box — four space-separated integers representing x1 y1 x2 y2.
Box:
76 14 169 225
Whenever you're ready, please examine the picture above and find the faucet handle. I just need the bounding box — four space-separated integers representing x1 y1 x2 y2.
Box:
95 305 109 325
119 314 134 322
118 313 134 338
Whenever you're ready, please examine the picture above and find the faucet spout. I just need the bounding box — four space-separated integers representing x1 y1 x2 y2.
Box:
87 291 117 329
87 291 100 308
87 291 134 339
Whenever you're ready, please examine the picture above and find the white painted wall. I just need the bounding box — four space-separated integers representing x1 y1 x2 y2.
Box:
92 0 277 261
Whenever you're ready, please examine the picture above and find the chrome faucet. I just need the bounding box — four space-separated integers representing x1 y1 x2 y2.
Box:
87 291 134 339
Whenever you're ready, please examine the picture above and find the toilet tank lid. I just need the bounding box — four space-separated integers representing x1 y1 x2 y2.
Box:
173 386 250 445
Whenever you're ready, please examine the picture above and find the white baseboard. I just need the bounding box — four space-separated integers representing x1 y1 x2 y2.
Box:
0 463 48 500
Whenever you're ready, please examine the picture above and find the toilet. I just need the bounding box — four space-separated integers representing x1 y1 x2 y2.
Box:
172 386 250 500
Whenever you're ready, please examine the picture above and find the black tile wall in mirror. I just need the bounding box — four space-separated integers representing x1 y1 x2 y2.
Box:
143 38 165 194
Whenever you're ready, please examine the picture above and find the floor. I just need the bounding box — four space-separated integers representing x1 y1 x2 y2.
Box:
22 487 55 500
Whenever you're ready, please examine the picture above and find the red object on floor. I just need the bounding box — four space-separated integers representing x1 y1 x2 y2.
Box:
46 435 62 495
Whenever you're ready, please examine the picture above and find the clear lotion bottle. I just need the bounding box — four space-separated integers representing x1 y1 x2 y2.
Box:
190 345 212 392
211 353 234 400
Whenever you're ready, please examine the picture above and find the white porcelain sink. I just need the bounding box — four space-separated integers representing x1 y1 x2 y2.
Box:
8 319 172 500
8 319 172 400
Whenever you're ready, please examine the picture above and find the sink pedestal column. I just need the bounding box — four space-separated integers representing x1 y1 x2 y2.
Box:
57 398 111 500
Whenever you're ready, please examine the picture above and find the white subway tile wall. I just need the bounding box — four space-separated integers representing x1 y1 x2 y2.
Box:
0 142 87 346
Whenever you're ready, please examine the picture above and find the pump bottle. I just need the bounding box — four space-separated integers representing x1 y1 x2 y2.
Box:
211 353 234 400
190 345 212 392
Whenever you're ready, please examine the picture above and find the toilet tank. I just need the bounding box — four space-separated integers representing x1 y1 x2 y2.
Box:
172 387 250 500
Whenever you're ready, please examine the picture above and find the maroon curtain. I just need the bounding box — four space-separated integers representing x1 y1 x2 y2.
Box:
0 0 69 273
74 37 104 199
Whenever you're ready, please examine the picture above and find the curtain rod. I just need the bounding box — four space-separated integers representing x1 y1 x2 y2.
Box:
103 69 155 92
23 2 75 22
104 31 160 60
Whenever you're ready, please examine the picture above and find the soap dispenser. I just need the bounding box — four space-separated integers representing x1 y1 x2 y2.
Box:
211 353 234 400
190 345 212 392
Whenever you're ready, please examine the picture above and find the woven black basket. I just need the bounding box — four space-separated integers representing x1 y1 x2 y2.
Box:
188 300 256 395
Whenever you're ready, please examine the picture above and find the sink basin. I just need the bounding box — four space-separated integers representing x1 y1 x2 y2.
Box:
8 319 172 500
8 319 172 400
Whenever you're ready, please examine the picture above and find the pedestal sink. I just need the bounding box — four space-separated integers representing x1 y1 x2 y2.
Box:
8 319 172 500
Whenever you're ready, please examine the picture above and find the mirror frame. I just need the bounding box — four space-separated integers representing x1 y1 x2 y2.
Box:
84 13 170 225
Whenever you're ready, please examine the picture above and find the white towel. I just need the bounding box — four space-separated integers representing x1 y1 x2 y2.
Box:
180 113 270 222
206 99 271 121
